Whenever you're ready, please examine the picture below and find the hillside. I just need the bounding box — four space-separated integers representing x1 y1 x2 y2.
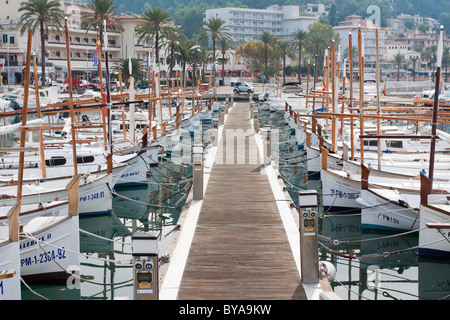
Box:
112 0 450 37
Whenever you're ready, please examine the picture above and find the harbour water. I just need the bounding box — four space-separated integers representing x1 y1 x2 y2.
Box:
14 103 450 300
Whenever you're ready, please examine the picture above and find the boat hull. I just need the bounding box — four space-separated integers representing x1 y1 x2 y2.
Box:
321 169 361 212
0 173 114 216
419 204 450 259
19 215 80 284
359 189 420 232
0 239 21 300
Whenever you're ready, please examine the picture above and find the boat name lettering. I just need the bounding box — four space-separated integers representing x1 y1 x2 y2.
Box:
79 191 105 202
21 247 67 267
20 233 52 249
377 213 399 224
120 171 139 178
330 188 359 200
330 223 361 233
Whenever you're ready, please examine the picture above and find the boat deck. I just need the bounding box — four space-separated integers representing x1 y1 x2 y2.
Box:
173 102 306 299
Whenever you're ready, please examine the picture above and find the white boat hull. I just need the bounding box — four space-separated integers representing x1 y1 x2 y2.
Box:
0 239 21 300
0 173 114 216
19 215 80 283
419 204 450 259
358 189 420 232
321 169 361 212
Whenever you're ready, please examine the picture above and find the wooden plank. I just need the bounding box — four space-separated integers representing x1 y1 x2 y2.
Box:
426 223 450 229
177 102 306 300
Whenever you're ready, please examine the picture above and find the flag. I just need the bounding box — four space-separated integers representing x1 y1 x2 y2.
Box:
96 36 101 61
382 82 386 96
440 72 445 95
171 79 175 88
322 80 326 91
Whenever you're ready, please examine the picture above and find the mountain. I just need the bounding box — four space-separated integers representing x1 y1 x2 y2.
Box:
111 0 450 37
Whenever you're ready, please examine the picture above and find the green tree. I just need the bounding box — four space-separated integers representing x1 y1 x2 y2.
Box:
418 23 429 34
392 53 406 81
304 22 340 75
277 40 295 85
403 18 415 30
328 4 337 27
291 30 308 83
196 45 213 83
439 12 450 33
113 57 145 86
18 0 64 86
80 0 123 45
217 36 233 85
409 56 419 81
342 46 358 68
199 17 230 93
174 34 200 87
162 25 182 79
260 31 275 82
136 7 173 67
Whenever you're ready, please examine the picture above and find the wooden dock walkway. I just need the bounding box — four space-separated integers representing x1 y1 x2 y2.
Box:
175 102 306 300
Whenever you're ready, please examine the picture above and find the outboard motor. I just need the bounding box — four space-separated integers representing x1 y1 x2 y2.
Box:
10 100 21 110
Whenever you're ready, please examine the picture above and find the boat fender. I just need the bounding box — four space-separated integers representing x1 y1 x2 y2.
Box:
319 261 336 282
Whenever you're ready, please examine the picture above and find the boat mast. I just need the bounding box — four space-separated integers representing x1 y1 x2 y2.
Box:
428 25 444 191
349 32 354 161
17 29 33 202
64 17 79 175
376 28 381 170
32 53 46 179
358 27 365 165
331 40 337 152
103 20 112 155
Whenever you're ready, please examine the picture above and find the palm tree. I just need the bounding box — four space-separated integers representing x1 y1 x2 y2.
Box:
80 0 123 46
277 40 295 85
136 7 173 67
217 36 233 85
392 53 406 81
162 25 182 79
18 0 64 86
199 18 230 93
409 56 419 81
260 31 274 83
342 46 358 68
196 46 213 84
113 57 145 87
291 30 307 83
174 34 200 88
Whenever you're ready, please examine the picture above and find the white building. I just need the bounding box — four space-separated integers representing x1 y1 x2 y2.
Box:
0 0 163 84
334 15 387 67
204 5 318 43
385 41 408 61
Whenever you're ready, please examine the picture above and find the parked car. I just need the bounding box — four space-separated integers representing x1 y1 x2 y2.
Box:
88 78 104 91
110 80 125 91
233 81 254 94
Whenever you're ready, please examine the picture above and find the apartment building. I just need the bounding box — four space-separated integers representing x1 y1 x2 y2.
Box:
334 15 387 66
0 0 150 84
204 5 317 43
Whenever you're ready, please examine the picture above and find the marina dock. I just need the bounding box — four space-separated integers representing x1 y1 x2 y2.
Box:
160 102 324 300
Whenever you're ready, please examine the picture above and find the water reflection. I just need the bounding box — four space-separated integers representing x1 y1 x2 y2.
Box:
18 106 450 300
268 108 450 300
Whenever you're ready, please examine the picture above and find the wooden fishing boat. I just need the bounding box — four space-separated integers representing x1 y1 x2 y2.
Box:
0 171 114 216
419 174 450 259
0 203 21 300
